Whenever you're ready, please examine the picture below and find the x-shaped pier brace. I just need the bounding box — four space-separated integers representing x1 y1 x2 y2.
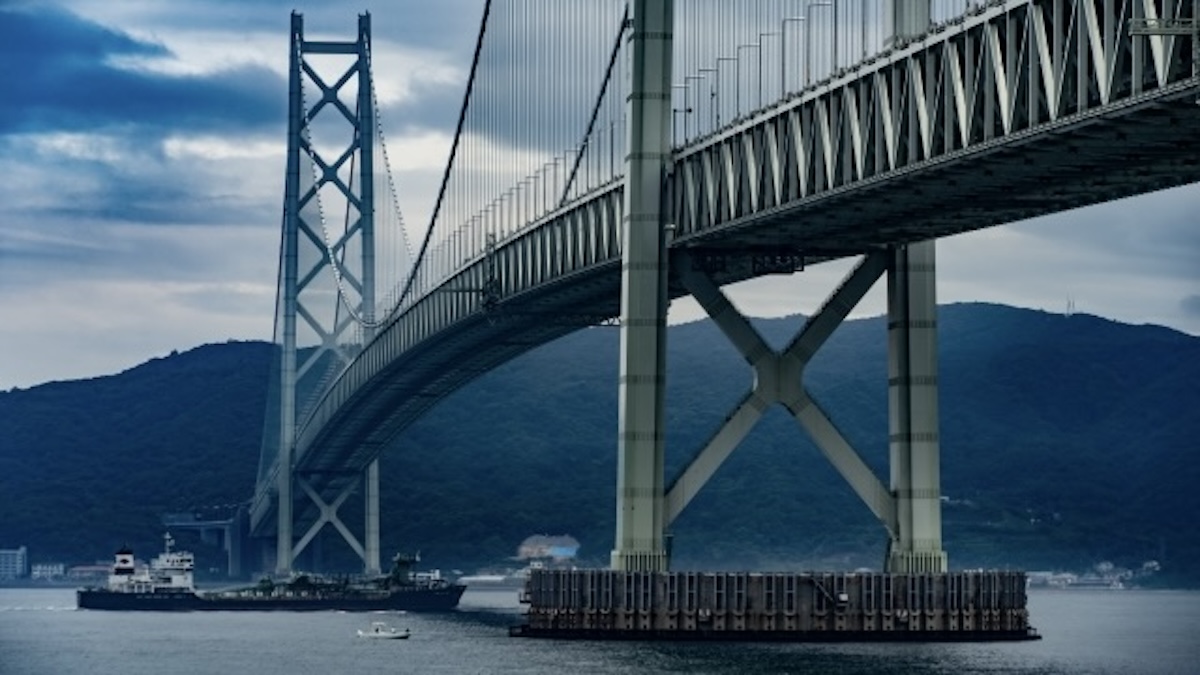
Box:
666 250 898 539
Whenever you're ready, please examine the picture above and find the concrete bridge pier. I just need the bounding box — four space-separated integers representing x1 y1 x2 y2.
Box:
612 0 949 573
611 0 674 573
886 242 947 573
364 459 381 575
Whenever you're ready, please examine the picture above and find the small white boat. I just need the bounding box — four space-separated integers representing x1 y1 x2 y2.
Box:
357 621 411 640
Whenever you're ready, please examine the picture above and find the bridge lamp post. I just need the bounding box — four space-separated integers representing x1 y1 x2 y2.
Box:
470 215 480 262
715 56 738 125
831 0 839 70
514 180 526 233
549 159 560 213
539 172 547 218
780 17 806 95
736 44 759 115
524 178 535 228
487 201 500 255
758 32 779 106
542 161 551 214
697 68 718 132
671 84 690 143
672 107 693 145
537 161 552 216
513 186 523 234
805 1 833 85
608 120 618 179
864 0 871 60
476 206 485 259
684 75 705 138
529 174 540 221
558 152 570 207
568 151 577 198
530 173 540 220
503 188 516 237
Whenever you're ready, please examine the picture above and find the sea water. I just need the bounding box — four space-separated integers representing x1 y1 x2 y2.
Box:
0 587 1197 674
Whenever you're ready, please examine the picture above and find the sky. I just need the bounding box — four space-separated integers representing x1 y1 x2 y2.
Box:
1 0 1197 390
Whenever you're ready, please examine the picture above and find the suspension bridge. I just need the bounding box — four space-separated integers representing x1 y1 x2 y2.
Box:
240 0 1199 593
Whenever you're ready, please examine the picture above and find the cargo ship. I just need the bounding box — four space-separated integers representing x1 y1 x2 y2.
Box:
76 534 465 611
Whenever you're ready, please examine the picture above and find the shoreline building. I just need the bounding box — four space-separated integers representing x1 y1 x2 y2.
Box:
0 546 29 580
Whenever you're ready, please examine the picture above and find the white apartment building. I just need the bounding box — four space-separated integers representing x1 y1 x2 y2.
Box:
0 546 29 579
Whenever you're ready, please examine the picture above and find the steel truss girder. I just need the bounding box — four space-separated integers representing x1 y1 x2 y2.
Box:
671 0 1199 241
666 251 897 538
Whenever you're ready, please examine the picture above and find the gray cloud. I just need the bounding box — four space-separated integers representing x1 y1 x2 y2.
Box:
0 4 284 136
0 129 280 230
54 0 486 42
1 0 1196 392
1010 185 1200 282
1182 295 1200 319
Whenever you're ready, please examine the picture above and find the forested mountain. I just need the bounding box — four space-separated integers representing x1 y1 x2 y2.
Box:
2 303 1197 585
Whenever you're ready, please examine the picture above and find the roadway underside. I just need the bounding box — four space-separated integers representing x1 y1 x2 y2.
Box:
257 87 1200 539
256 265 625 537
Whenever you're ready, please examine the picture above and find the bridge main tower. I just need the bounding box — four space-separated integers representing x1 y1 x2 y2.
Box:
268 11 382 576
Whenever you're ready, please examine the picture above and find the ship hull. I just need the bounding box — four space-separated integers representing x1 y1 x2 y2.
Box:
77 584 465 612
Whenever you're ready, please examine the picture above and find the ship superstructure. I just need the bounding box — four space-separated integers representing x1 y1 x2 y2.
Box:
106 533 194 594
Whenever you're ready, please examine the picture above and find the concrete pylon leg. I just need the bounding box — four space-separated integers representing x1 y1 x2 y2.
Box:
275 465 293 575
611 0 673 573
886 240 947 573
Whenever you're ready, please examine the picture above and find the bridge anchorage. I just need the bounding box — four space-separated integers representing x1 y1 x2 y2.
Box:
249 0 1199 640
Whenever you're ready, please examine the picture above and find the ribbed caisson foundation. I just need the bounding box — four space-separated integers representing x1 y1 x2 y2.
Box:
511 569 1039 641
